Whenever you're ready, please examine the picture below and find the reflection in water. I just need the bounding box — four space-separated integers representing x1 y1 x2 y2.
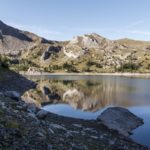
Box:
24 75 150 147
24 76 150 111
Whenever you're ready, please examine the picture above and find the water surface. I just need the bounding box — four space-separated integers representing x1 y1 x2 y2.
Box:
27 75 150 147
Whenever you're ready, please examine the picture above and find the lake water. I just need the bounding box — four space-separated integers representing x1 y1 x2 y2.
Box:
28 75 150 147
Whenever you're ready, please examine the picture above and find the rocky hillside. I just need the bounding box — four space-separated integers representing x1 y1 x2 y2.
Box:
0 20 50 56
1 20 150 73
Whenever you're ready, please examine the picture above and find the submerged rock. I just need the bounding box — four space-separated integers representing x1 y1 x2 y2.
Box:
97 107 144 136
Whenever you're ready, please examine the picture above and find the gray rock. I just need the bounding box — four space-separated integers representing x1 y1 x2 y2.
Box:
97 107 144 136
26 103 37 113
50 123 66 131
4 91 21 100
36 110 49 119
48 128 54 134
0 92 4 97
27 112 36 118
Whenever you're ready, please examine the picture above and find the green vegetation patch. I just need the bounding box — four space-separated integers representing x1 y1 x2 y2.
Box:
5 119 20 129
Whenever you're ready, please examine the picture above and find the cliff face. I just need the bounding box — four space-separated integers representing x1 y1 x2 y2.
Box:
1 20 150 73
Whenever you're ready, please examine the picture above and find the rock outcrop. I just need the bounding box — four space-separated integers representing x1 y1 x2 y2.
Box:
41 46 62 61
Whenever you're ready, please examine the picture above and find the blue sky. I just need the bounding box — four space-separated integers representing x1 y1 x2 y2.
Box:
0 0 150 41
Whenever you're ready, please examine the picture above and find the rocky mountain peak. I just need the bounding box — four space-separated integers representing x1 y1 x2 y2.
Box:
0 20 51 56
0 20 32 42
68 33 112 49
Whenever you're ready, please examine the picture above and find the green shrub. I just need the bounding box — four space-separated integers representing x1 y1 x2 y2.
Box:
118 62 140 72
63 63 78 72
0 55 10 68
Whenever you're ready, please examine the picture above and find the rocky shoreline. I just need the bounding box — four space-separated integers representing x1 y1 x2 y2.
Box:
0 70 149 150
20 71 150 78
0 92 149 150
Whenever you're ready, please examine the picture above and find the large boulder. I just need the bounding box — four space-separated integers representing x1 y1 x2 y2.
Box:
97 107 143 136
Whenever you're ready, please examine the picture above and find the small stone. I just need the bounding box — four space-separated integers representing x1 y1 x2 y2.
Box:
50 123 66 130
36 110 49 119
90 136 98 139
72 124 82 128
0 92 4 97
48 128 54 134
37 132 45 137
28 113 36 119
27 103 37 113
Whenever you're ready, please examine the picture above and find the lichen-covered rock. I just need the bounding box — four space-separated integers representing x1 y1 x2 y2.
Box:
97 107 144 136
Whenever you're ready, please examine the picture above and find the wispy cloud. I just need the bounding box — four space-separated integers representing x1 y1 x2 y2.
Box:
8 22 61 40
125 18 149 29
127 30 150 36
114 18 150 38
6 20 150 41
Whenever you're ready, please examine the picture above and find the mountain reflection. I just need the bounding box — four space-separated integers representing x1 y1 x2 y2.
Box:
22 76 150 112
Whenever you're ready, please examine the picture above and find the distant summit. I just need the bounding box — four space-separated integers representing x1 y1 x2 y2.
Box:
68 33 114 50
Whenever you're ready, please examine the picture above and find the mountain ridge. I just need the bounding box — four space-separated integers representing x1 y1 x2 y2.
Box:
0 20 150 73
